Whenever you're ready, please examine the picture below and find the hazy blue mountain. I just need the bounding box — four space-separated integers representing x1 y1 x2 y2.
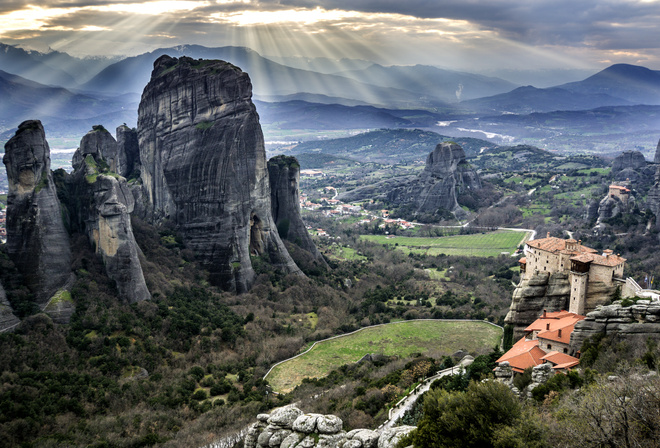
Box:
336 64 518 102
255 100 465 130
559 64 660 105
261 55 374 74
80 45 440 109
0 70 136 138
0 43 114 88
0 43 77 87
461 85 631 114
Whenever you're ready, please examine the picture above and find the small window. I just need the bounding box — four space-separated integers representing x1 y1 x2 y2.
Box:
563 348 568 353
547 344 551 350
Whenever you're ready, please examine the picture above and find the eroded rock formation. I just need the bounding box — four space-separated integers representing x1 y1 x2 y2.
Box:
3 120 73 307
268 155 326 264
386 142 481 218
67 127 151 303
244 405 414 448
611 150 650 182
338 141 481 219
570 300 660 351
116 124 140 178
505 271 616 339
137 55 301 292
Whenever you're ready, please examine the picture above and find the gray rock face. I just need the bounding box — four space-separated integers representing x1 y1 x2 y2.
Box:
137 55 301 292
244 405 412 448
597 195 625 221
3 120 72 307
505 272 570 339
72 125 118 172
505 271 616 338
0 283 20 332
648 167 660 228
268 155 325 264
68 128 151 303
116 125 140 178
655 139 660 164
386 142 481 219
612 150 646 177
571 301 660 352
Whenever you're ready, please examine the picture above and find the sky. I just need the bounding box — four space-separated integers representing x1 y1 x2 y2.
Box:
1 0 660 72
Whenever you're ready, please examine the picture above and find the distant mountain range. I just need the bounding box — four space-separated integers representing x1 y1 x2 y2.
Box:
2 42 660 153
0 70 137 139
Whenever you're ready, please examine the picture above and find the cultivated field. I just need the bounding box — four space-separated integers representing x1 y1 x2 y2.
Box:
360 230 530 257
266 320 502 393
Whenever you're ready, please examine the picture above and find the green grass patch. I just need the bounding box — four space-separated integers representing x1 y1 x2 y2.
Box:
266 320 502 393
426 268 450 281
195 121 214 130
360 230 529 257
326 245 367 261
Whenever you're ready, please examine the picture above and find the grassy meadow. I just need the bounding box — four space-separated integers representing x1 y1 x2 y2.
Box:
266 320 502 393
360 230 530 257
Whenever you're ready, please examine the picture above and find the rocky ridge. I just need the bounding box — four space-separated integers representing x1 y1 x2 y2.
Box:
611 150 652 182
570 300 660 350
244 405 414 448
137 55 301 292
3 120 73 307
268 155 326 264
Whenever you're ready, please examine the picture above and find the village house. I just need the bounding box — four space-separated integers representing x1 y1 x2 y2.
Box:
519 234 626 315
496 310 585 373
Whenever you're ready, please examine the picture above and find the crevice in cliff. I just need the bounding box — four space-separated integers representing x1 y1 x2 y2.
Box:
249 213 264 256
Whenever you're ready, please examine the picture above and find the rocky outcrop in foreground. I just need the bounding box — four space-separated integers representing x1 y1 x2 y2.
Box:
137 55 301 292
245 405 414 448
571 300 660 350
3 120 73 307
268 155 326 264
68 126 150 303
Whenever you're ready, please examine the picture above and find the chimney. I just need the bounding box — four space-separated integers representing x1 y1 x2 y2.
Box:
558 329 562 338
543 309 547 318
547 232 550 238
546 323 550 330
578 240 581 246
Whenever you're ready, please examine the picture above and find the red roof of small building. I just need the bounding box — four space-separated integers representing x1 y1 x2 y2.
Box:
496 338 547 373
540 351 580 367
570 252 626 268
526 311 585 344
519 257 527 264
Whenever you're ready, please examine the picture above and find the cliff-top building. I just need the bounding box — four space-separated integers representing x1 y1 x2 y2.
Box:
519 234 626 315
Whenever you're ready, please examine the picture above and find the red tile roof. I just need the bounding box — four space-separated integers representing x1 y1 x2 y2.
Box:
526 237 597 255
541 351 580 367
496 338 547 373
530 312 585 345
570 252 626 267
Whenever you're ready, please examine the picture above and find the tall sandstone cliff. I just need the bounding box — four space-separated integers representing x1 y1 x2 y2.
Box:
67 126 151 304
268 155 326 264
137 55 301 292
2 120 73 307
387 142 481 218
